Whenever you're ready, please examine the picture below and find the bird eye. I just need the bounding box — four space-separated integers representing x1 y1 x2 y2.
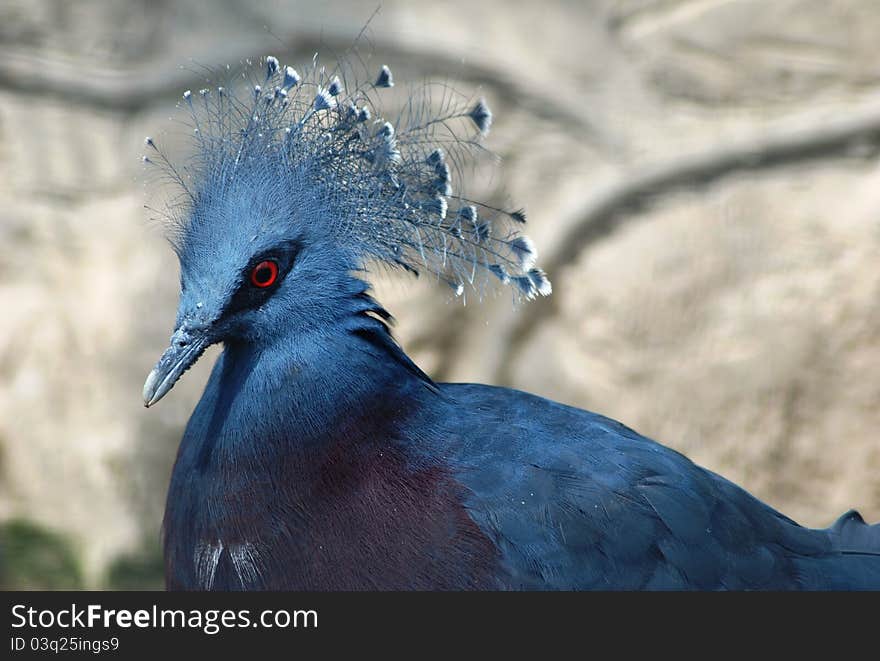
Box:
249 260 279 288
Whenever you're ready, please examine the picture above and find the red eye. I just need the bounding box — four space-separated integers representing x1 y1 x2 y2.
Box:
250 260 279 288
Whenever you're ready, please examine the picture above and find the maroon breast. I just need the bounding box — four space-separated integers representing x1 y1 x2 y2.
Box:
167 438 503 591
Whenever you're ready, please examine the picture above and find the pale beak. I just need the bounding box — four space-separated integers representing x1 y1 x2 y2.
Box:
143 326 210 407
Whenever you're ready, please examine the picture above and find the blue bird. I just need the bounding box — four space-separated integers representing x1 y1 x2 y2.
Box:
142 55 880 590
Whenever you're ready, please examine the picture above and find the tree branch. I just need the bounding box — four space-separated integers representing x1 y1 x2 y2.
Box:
494 101 880 385
0 33 607 150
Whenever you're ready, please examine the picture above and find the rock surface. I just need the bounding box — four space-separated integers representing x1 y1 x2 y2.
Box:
1 0 878 587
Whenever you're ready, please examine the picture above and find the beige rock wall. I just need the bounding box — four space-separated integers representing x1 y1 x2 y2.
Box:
0 0 878 587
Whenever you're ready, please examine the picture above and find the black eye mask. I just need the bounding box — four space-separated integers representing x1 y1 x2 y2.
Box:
222 240 300 318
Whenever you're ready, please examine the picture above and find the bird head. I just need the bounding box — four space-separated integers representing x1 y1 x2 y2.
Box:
142 56 551 407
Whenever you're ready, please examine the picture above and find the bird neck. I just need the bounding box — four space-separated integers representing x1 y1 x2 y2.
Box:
164 308 451 589
182 310 435 471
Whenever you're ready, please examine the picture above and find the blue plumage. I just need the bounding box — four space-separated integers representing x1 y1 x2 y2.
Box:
143 55 880 590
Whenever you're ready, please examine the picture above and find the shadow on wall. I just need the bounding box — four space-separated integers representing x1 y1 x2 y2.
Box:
0 520 83 589
0 519 164 590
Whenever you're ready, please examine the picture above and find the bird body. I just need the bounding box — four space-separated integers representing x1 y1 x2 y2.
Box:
161 299 880 590
144 54 880 590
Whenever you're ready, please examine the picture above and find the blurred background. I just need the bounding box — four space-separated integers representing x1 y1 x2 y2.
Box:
1 0 879 589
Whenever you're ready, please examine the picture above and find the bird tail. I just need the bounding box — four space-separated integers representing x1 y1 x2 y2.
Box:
793 510 880 590
828 509 880 554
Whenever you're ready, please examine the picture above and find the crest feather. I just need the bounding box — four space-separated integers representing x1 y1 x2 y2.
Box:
143 55 551 301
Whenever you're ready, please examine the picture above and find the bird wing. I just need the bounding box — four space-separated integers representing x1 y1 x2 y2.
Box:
440 383 838 590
